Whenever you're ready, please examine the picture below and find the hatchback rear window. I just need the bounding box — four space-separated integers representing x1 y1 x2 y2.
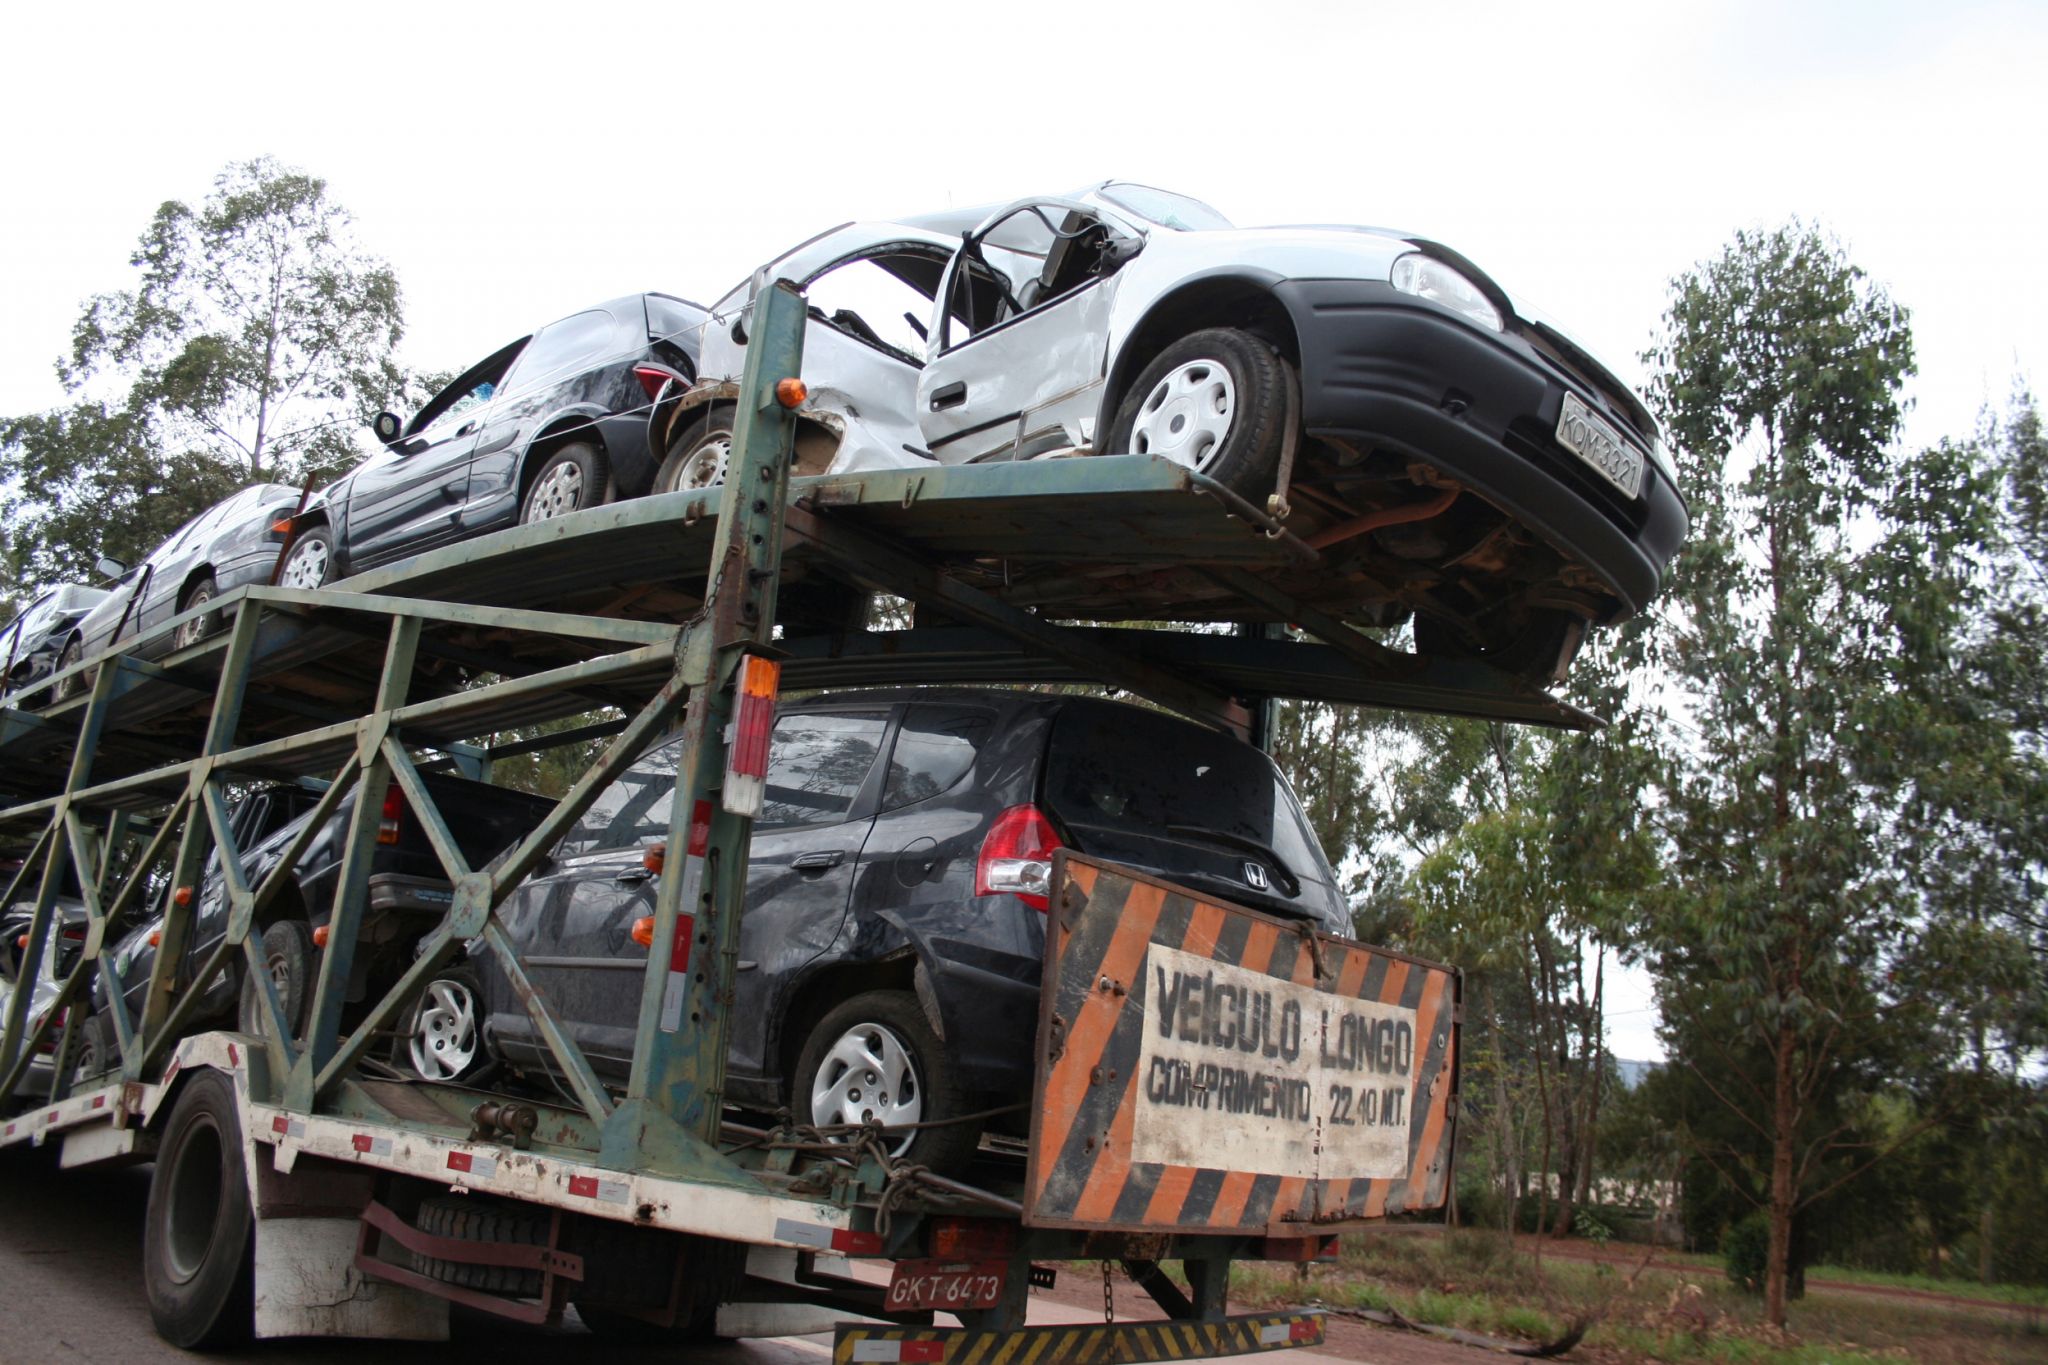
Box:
1043 704 1335 892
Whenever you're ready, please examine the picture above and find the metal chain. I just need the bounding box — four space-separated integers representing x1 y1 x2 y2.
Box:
1102 1260 1115 1323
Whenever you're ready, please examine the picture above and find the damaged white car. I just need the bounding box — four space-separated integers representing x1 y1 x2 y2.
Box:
649 182 1685 681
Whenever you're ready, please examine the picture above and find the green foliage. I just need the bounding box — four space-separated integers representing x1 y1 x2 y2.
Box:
0 157 405 586
1725 1212 1771 1294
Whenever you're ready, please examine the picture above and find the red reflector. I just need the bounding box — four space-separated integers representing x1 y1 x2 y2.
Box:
687 799 713 859
670 913 695 973
272 1115 290 1134
929 1217 1017 1260
352 1133 373 1153
633 365 672 401
829 1228 885 1256
448 1151 473 1172
722 657 780 818
568 1175 600 1199
899 1343 945 1363
975 805 1062 912
172 886 194 908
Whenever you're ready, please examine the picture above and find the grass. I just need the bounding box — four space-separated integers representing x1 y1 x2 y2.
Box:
1216 1229 2048 1365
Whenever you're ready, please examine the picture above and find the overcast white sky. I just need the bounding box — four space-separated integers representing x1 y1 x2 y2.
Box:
5 0 2044 1061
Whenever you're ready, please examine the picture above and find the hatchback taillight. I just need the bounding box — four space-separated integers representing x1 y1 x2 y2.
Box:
633 365 673 402
378 781 403 846
976 805 1062 912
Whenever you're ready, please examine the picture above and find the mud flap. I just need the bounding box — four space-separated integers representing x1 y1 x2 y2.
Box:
833 1310 1323 1362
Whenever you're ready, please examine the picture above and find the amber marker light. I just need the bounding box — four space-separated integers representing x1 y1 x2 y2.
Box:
172 886 194 907
312 925 330 949
774 377 807 409
643 842 666 875
630 915 656 948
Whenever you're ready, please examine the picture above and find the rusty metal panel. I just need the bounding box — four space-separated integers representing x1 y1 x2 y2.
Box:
1025 854 1459 1234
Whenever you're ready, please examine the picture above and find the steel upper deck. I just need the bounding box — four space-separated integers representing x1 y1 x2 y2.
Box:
0 452 1587 807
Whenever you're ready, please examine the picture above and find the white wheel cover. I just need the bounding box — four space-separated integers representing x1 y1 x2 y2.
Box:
1130 359 1236 472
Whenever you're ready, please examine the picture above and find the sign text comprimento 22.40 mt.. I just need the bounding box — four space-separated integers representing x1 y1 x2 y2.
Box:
1132 944 1417 1180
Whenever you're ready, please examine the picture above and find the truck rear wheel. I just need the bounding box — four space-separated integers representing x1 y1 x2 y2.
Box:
409 1194 549 1295
144 1070 254 1349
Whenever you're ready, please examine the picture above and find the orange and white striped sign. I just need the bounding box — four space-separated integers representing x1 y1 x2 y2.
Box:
1024 854 1459 1234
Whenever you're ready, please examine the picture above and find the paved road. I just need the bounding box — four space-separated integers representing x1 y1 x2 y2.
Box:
0 1144 1401 1365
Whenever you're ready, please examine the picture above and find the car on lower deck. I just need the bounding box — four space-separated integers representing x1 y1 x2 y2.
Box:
275 292 708 588
472 689 1352 1172
676 183 1686 683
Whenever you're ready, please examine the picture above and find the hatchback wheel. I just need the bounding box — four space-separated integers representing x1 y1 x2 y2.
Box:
173 577 221 650
520 441 608 523
1108 327 1290 496
654 411 735 494
400 968 487 1082
277 526 334 590
794 990 980 1174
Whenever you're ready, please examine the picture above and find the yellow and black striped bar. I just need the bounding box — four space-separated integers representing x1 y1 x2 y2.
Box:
832 1310 1323 1363
1025 856 1459 1234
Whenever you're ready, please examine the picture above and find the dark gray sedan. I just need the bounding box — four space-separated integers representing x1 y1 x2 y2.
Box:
60 483 303 695
1 583 109 702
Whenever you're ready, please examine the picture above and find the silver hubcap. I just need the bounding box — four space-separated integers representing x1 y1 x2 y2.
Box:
174 589 214 648
1131 359 1236 472
281 538 329 589
810 1021 921 1156
410 979 479 1080
669 434 732 492
525 460 585 521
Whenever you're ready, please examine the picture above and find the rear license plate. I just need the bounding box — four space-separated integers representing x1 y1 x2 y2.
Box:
884 1259 1008 1311
1556 392 1644 499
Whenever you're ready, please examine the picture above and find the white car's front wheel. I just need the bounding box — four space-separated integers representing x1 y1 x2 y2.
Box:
1110 327 1290 496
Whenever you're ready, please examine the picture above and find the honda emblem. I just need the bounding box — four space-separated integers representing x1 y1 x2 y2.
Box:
1243 861 1270 891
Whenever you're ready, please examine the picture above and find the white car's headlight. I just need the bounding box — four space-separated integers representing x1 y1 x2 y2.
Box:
1390 253 1503 332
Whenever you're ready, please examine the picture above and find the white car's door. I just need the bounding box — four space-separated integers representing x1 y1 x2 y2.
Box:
701 228 956 474
916 200 1142 464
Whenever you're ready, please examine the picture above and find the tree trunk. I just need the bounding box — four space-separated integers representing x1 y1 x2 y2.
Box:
1765 1023 1797 1327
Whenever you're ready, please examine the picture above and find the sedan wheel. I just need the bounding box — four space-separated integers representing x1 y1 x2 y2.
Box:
1130 360 1237 473
50 637 86 702
278 528 333 590
173 578 220 650
519 441 607 524
407 975 482 1082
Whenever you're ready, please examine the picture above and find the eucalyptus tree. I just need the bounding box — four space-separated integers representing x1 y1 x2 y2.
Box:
0 157 404 584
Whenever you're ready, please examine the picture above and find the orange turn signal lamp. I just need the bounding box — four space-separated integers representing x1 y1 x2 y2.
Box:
312 925 330 949
172 886 194 908
643 842 666 875
774 377 807 409
630 915 656 949
148 930 161 947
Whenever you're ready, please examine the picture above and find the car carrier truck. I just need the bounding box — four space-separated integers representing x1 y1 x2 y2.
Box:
0 283 1601 1358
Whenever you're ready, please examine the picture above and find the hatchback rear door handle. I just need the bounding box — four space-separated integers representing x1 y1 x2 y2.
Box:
792 850 845 872
929 381 967 411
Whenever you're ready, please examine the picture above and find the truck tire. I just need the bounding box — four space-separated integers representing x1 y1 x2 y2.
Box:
143 1070 254 1348
795 990 981 1175
409 1194 548 1296
572 1228 742 1343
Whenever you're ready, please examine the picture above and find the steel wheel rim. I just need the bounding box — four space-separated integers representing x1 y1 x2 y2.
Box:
280 538 329 589
526 460 585 520
809 1020 921 1156
410 978 478 1080
670 434 732 492
174 588 213 649
1130 358 1236 472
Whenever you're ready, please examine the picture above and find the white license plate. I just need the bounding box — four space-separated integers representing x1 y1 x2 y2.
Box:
1556 392 1644 499
884 1258 1008 1311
